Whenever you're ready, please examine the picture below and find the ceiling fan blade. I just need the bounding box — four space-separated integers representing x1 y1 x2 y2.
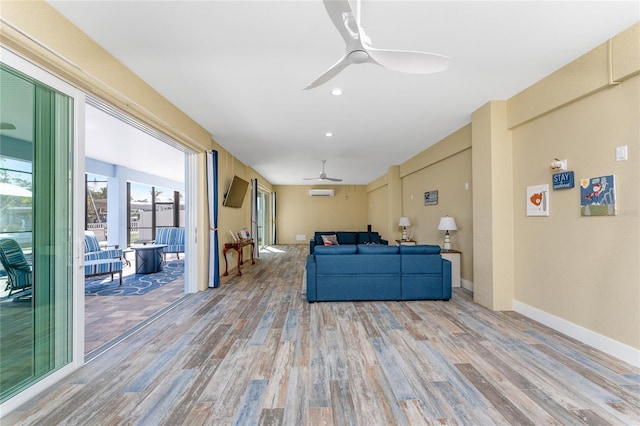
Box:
303 54 350 90
366 46 450 74
324 177 343 182
323 0 360 46
303 177 318 180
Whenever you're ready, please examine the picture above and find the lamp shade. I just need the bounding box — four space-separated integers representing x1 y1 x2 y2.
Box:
438 216 457 231
398 217 411 227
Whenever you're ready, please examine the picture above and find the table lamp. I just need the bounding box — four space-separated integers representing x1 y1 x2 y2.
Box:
438 216 457 250
398 217 411 241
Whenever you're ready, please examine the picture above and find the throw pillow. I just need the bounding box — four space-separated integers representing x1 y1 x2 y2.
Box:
322 234 338 246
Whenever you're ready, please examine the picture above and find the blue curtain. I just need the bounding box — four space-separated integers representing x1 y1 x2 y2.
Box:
206 150 220 288
251 178 258 258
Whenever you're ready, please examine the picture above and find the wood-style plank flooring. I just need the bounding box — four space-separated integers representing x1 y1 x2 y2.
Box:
5 245 640 425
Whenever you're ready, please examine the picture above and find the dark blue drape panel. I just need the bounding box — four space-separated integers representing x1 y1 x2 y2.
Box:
207 150 220 288
251 178 258 258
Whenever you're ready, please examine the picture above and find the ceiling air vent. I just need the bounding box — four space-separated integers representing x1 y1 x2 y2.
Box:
309 189 335 197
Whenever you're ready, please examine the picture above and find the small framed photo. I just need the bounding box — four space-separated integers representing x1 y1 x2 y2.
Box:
240 229 249 239
424 190 438 206
527 184 549 216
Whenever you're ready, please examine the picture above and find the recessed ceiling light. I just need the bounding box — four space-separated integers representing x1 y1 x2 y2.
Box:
331 88 343 96
325 132 333 137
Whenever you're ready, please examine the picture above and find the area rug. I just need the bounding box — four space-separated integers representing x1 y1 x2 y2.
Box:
85 259 183 296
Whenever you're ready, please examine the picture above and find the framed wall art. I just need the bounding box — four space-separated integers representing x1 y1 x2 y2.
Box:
527 184 549 216
580 175 616 216
424 190 438 206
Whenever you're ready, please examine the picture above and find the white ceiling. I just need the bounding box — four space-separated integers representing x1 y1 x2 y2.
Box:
49 1 639 185
85 104 185 183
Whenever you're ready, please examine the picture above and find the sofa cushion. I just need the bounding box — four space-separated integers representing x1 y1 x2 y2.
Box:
313 245 357 255
336 232 357 245
314 232 336 245
321 234 338 245
356 244 398 255
400 245 441 254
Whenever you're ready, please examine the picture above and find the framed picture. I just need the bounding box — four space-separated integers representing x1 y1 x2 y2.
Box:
527 184 549 216
580 175 616 216
424 190 438 206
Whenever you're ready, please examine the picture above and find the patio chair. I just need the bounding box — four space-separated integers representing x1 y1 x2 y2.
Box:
0 238 33 299
84 230 122 261
154 227 185 260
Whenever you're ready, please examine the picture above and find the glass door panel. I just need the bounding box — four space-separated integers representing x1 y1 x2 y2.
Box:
0 64 73 402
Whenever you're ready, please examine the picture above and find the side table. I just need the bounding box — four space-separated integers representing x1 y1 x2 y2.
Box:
441 250 461 287
132 244 166 274
395 240 417 246
223 239 255 276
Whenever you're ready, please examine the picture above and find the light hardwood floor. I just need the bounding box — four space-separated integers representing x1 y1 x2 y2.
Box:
5 245 640 425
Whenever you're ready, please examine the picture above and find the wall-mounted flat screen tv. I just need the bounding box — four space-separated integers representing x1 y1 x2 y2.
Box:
223 175 249 208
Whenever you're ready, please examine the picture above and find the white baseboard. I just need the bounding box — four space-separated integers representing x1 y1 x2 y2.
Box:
513 300 640 368
461 279 473 292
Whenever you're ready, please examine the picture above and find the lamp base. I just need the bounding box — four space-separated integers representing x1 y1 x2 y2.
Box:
402 227 408 241
443 231 451 250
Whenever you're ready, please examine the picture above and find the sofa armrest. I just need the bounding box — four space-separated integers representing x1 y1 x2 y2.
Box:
379 238 388 245
306 255 317 302
309 239 316 254
442 259 452 300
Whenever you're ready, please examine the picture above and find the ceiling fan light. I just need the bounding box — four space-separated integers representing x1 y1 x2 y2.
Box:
325 132 333 137
348 50 369 64
331 88 343 96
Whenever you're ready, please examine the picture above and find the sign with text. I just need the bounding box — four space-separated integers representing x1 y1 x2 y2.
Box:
552 171 574 190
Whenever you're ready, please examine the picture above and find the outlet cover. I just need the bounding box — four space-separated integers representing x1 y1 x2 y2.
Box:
616 145 628 161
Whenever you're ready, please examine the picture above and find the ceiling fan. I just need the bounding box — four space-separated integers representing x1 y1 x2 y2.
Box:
304 160 343 182
304 0 450 90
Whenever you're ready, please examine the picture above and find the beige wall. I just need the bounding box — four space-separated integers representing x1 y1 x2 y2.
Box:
511 74 639 349
274 185 368 245
399 128 474 284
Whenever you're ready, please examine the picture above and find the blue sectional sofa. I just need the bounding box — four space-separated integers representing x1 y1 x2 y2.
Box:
306 244 452 302
309 231 388 254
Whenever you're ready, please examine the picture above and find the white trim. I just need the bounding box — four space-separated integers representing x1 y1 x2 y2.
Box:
513 300 640 368
184 152 198 293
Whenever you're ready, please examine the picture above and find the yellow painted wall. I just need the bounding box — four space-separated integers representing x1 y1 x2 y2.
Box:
511 74 639 349
506 23 639 349
389 125 474 284
367 185 389 241
274 185 368 245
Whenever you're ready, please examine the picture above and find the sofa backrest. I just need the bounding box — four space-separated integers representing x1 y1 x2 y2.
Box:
356 244 398 254
399 245 441 254
313 245 357 255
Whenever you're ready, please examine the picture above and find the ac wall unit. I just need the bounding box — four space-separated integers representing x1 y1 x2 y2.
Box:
309 189 335 197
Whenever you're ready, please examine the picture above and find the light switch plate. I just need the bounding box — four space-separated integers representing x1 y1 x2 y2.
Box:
616 145 628 161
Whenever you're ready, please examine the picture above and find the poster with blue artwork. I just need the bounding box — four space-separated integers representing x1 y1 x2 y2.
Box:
580 175 616 216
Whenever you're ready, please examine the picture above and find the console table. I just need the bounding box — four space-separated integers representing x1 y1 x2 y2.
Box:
223 239 255 276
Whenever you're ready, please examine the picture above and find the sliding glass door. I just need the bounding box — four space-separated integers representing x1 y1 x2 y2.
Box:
0 63 74 402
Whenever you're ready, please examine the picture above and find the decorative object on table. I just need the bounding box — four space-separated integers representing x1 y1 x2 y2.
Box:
552 171 575 190
240 228 250 239
438 216 457 250
398 217 411 241
229 230 239 242
526 184 549 216
424 190 438 206
580 175 616 216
